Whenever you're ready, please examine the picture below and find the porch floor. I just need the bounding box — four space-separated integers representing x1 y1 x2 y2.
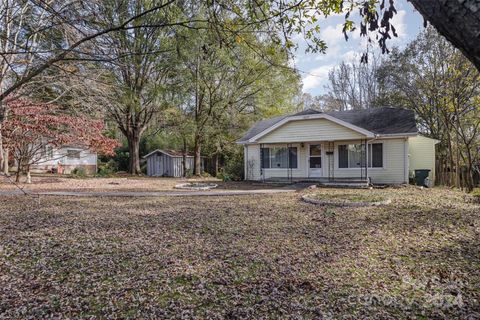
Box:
262 177 370 188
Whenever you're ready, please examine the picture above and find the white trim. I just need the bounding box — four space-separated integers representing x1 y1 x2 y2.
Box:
247 114 375 142
416 134 441 144
143 149 196 159
244 145 247 180
403 138 409 183
365 137 379 183
307 143 323 178
377 133 418 138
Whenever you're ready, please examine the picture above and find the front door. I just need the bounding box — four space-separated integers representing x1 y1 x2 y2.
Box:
309 144 323 177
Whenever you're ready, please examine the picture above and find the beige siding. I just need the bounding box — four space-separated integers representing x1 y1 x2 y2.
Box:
244 144 261 180
244 143 308 180
244 139 409 184
331 139 408 184
258 118 365 143
409 135 437 183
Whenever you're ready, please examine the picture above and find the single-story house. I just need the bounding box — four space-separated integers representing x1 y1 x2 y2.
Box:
30 145 97 175
238 107 439 185
144 149 204 177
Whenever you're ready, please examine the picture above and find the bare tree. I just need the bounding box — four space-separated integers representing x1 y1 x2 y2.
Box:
379 27 480 189
325 52 382 110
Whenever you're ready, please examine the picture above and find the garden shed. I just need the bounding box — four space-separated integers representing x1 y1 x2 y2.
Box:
143 149 203 177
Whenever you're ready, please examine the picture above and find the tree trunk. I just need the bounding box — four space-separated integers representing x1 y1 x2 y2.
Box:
127 132 141 175
455 131 461 189
213 153 219 177
445 133 455 186
15 158 21 182
409 0 480 71
465 148 475 192
0 107 6 174
0 123 3 173
182 137 187 178
3 149 9 175
193 137 201 176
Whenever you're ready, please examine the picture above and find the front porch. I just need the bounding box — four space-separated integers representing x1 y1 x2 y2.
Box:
245 140 374 185
263 176 370 188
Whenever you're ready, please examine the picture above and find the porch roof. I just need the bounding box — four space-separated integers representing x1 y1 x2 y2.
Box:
238 107 417 144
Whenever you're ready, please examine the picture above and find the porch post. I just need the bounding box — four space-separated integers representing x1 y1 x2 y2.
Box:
287 143 291 183
244 145 248 180
360 140 364 180
365 139 369 183
260 143 264 182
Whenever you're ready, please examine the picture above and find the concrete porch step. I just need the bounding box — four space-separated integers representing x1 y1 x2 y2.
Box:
262 177 370 188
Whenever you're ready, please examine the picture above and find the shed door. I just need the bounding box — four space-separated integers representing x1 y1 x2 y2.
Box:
157 154 163 176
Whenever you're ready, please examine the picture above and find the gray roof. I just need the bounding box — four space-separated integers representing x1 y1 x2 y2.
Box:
143 149 195 159
238 107 417 143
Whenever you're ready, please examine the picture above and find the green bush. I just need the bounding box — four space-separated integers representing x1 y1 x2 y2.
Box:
472 188 480 198
200 171 211 178
97 160 117 177
220 147 244 181
71 167 87 177
217 171 232 182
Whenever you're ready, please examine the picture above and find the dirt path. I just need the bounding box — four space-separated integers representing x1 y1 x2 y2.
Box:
0 188 296 197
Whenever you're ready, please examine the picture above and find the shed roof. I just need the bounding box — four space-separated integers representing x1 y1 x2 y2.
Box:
238 107 418 143
143 149 196 159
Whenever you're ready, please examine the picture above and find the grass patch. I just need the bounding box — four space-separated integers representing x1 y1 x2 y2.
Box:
471 188 480 197
310 192 386 203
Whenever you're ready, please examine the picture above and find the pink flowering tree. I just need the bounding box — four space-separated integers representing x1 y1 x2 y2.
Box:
2 99 118 182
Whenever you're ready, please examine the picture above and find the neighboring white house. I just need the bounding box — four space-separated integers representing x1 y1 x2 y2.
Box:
143 149 204 177
30 145 98 175
238 107 439 185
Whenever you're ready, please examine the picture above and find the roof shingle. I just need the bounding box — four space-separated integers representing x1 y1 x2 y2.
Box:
238 107 417 143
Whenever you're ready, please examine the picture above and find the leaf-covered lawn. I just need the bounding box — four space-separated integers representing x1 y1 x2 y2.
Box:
0 175 281 193
0 187 479 318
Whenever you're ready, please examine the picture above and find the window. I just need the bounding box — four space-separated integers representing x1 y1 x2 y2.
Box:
339 144 365 168
261 147 298 169
369 143 383 168
309 144 322 168
338 143 383 168
43 145 54 159
67 149 81 159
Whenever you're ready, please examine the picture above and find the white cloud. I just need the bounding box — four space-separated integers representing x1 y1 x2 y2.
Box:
341 50 358 63
293 0 423 96
392 10 407 36
302 65 334 91
320 23 345 47
391 10 407 41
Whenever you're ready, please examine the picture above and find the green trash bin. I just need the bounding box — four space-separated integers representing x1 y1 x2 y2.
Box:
414 169 431 187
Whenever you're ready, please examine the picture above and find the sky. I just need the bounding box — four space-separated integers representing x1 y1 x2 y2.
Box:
293 0 424 96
